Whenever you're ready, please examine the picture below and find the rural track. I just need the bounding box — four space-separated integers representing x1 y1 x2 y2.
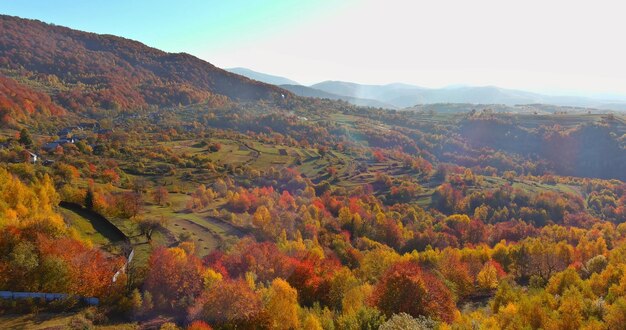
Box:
238 140 261 166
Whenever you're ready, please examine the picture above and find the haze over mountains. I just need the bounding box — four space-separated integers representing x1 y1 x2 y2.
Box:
229 67 626 111
277 84 396 109
225 68 394 108
227 67 300 86
1 12 624 127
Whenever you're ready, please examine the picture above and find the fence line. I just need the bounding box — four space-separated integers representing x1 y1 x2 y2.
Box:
112 248 135 283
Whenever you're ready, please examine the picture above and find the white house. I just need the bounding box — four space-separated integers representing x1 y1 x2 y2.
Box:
25 151 38 164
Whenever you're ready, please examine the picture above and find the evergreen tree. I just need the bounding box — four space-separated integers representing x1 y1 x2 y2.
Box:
18 128 33 148
85 188 94 210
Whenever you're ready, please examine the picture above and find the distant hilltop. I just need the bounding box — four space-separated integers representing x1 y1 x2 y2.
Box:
231 67 626 111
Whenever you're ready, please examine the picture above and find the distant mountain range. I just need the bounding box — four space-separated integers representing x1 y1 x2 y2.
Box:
230 68 626 111
278 84 395 108
226 67 300 86
225 68 394 108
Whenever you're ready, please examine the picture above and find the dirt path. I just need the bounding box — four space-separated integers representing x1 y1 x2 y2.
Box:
239 140 261 165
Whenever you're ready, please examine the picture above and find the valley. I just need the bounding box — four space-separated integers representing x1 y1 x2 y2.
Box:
0 13 625 330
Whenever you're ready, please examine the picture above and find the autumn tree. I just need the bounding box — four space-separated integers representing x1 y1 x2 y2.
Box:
606 297 626 329
379 313 438 330
187 320 213 330
438 251 474 299
252 205 275 238
371 261 456 323
189 279 262 328
144 247 203 310
477 262 500 291
116 192 143 218
152 186 169 206
137 218 164 241
264 278 300 329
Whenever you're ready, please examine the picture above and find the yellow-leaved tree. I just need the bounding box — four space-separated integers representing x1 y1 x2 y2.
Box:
0 169 64 233
264 278 300 330
477 263 499 290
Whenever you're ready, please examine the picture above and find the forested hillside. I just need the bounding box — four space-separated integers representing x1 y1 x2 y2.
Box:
0 75 66 126
0 15 289 118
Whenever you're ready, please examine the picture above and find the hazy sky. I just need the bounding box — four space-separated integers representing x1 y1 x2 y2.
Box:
2 0 626 97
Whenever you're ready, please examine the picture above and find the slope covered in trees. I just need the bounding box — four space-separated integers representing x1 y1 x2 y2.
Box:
0 15 290 114
0 169 122 299
0 75 66 126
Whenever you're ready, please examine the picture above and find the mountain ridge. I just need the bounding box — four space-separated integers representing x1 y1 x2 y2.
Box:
231 68 626 110
0 15 291 122
279 84 396 108
313 81 626 110
227 67 300 86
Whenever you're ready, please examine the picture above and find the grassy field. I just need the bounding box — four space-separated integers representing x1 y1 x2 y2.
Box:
58 197 168 268
0 313 80 330
0 312 138 329
141 193 243 255
62 138 255 263
483 176 581 196
60 207 118 247
62 187 246 261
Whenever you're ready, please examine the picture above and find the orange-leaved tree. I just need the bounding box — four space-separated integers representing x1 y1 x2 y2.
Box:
371 260 457 323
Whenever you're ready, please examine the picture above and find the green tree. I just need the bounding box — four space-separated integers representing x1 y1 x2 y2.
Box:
18 128 33 147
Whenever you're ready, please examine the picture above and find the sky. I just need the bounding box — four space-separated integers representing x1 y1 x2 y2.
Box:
2 0 626 98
